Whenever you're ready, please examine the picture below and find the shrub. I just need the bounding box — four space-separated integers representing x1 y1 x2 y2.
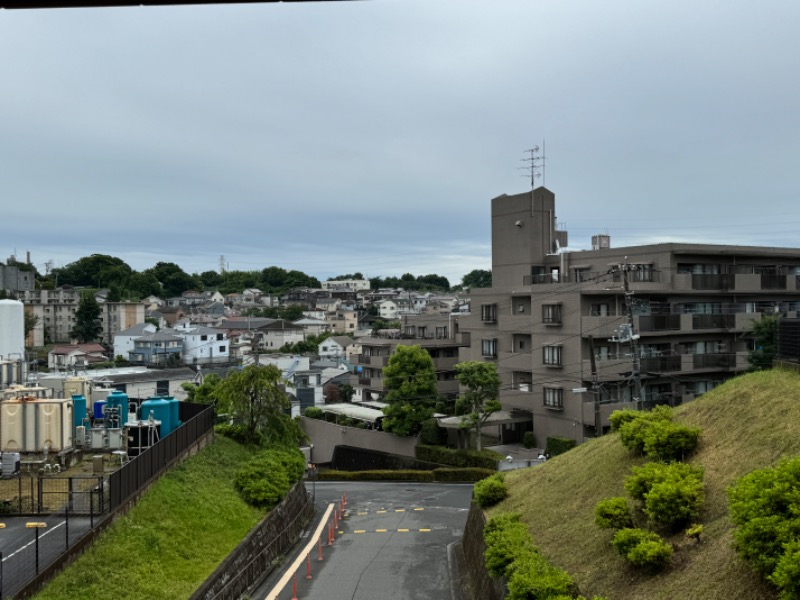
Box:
595 497 633 530
626 538 673 570
624 462 703 503
546 436 576 457
728 456 800 579
473 473 508 508
506 554 575 600
484 515 534 578
215 423 265 446
644 477 704 529
642 420 701 461
303 407 323 419
609 409 641 431
612 528 660 556
770 539 800 599
268 448 306 483
415 444 502 470
419 418 448 445
522 431 537 449
234 455 291 509
617 406 674 455
685 523 703 543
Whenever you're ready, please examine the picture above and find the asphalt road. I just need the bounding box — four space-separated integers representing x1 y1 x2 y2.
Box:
255 481 473 600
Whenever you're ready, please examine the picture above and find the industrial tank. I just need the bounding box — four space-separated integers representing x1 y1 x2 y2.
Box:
165 396 182 432
105 390 129 429
0 397 74 452
140 398 172 437
71 394 87 427
0 300 24 360
93 400 107 421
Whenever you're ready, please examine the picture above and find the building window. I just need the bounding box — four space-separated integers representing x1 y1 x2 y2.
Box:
543 345 562 366
481 338 498 358
418 326 427 338
201 335 208 341
543 387 563 409
542 304 562 324
404 326 416 336
219 346 226 353
590 303 610 317
481 304 497 323
436 326 448 339
216 333 223 340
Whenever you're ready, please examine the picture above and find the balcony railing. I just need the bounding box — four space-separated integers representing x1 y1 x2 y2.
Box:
692 314 735 330
638 315 681 332
692 353 734 369
640 355 682 373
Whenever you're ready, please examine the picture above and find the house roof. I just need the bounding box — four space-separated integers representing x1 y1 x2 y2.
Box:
260 319 303 332
218 318 276 330
117 323 156 337
50 343 106 355
327 336 355 347
133 330 184 342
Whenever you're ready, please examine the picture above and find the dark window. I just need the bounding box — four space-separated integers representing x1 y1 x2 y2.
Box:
156 380 169 395
219 346 226 353
481 304 497 322
542 304 562 324
481 338 498 358
543 345 562 366
543 387 563 409
201 335 208 341
216 333 223 340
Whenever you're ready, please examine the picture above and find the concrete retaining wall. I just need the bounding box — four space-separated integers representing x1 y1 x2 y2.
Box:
300 417 418 463
461 504 507 600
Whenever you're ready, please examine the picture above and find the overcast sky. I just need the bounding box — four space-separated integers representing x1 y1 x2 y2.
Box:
1 0 799 286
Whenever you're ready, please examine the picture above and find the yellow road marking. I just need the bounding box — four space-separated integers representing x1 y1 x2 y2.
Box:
413 508 424 511
355 529 366 534
395 509 405 513
419 528 431 532
397 528 410 532
377 510 387 514
375 528 388 532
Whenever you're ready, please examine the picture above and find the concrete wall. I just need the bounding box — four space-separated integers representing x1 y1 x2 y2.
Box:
461 504 507 600
300 417 418 464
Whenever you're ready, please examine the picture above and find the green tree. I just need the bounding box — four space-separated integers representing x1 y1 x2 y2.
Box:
181 374 223 407
455 361 502 451
381 345 438 436
24 309 38 344
461 269 492 289
54 254 132 288
216 365 291 441
71 292 103 343
146 262 195 297
748 314 779 370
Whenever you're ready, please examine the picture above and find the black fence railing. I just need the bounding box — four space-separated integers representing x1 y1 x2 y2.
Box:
109 404 213 511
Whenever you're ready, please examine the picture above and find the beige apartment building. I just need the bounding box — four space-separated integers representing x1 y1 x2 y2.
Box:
22 288 144 346
459 187 800 445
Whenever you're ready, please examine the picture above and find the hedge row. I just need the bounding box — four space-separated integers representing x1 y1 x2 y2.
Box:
415 444 502 470
318 467 495 482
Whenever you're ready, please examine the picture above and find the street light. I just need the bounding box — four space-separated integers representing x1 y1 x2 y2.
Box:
26 522 47 575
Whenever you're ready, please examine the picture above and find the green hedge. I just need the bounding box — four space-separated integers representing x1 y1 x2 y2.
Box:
546 436 576 457
473 474 508 508
433 467 495 482
415 444 502 469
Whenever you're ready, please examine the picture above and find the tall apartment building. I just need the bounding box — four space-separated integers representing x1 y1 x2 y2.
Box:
459 187 800 445
22 288 145 346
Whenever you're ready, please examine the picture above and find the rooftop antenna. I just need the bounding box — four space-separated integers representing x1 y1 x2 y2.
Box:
219 255 226 274
520 141 546 189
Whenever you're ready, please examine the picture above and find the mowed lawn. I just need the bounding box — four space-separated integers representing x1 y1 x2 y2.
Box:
35 436 264 600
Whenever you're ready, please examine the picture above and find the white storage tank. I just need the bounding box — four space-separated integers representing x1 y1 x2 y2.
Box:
0 300 25 360
0 398 74 453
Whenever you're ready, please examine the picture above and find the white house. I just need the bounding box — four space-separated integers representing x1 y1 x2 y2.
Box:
294 317 331 336
114 322 158 361
260 320 305 350
173 323 230 365
317 336 360 361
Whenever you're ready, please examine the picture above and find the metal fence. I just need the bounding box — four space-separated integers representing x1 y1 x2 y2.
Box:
5 403 214 600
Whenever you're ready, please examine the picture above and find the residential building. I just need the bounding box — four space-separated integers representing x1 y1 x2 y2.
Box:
459 186 800 445
173 323 230 365
318 335 360 361
326 310 358 334
377 300 399 320
294 317 331 336
352 314 469 403
260 319 305 350
21 288 144 346
128 330 184 366
114 322 158 360
321 279 370 292
48 343 108 370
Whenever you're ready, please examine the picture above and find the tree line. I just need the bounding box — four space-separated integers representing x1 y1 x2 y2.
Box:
11 254 492 300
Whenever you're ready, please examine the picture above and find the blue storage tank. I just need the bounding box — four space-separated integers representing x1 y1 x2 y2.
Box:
105 390 129 429
72 394 87 427
140 398 172 437
166 396 182 431
93 400 107 420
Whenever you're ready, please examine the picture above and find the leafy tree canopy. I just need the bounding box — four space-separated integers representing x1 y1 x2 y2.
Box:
54 254 132 288
216 364 291 441
381 345 439 436
455 361 502 451
71 292 103 343
461 269 492 289
748 314 779 370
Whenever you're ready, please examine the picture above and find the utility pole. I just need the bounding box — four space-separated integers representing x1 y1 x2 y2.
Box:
619 261 644 410
588 336 602 436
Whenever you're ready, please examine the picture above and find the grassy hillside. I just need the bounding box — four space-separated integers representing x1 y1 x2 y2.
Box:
35 436 263 600
494 369 800 600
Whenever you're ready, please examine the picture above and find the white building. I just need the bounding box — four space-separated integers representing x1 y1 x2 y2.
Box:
114 323 158 361
317 335 360 361
321 279 370 291
174 323 230 365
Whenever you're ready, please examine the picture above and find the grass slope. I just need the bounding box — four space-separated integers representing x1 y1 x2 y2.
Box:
495 369 800 600
35 436 262 600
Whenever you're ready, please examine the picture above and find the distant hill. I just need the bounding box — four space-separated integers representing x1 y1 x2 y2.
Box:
494 369 800 600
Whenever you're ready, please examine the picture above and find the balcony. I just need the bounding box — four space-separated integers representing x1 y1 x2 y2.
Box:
354 354 390 367
581 316 623 338
640 355 682 373
692 353 734 370
691 314 735 330
638 315 681 332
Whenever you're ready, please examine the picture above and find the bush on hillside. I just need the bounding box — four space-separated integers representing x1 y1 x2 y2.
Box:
546 436 576 457
617 406 674 455
642 420 701 462
770 539 800 599
473 473 508 508
506 553 575 600
269 448 306 482
609 409 641 431
483 513 535 578
234 455 291 509
595 497 634 530
624 462 703 503
612 528 673 571
728 456 800 584
644 477 705 530
215 423 265 446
